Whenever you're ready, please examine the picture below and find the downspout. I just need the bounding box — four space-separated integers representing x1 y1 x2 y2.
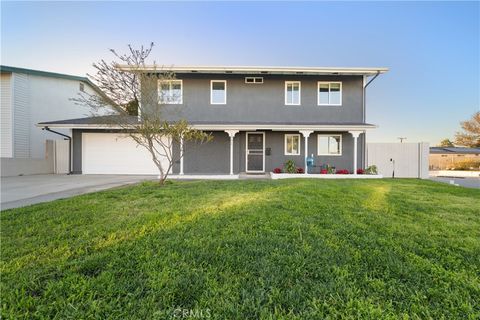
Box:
42 126 72 174
362 71 381 168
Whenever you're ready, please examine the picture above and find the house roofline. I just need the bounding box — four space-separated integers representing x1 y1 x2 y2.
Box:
36 121 377 131
1 65 90 82
117 65 389 76
0 65 122 113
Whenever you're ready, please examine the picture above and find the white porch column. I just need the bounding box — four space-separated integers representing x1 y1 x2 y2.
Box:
299 130 314 174
225 130 239 175
349 131 363 175
179 135 184 175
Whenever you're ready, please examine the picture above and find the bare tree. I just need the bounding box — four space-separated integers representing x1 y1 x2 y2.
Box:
74 43 211 184
455 111 480 148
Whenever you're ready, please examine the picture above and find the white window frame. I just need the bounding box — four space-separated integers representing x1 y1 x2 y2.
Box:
158 79 183 104
317 134 342 156
245 77 264 84
284 134 301 156
285 81 301 106
317 81 342 106
210 80 227 105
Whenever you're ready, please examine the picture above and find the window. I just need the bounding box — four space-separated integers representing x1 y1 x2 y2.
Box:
318 82 342 105
211 80 227 104
158 80 183 104
317 134 342 156
245 77 264 84
285 81 301 105
285 134 300 155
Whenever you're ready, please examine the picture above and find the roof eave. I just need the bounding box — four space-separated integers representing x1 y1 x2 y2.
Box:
36 122 378 131
117 65 389 76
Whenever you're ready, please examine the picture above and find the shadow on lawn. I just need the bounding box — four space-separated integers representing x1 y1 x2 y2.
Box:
1 179 479 319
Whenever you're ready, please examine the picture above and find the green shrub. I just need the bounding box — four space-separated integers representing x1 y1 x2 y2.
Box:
453 160 480 171
327 165 336 174
284 160 297 173
365 165 378 175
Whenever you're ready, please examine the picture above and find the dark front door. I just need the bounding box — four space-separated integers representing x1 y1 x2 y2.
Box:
246 132 264 172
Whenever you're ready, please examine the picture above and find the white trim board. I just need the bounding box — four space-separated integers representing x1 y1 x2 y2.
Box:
37 123 376 131
119 65 389 76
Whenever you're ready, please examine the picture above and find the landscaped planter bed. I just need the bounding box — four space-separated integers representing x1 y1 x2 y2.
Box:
271 173 383 179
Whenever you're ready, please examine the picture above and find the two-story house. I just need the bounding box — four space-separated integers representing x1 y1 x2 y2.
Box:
37 66 388 176
1 66 117 177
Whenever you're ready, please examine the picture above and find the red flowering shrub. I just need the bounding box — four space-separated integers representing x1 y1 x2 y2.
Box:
356 168 365 174
336 169 350 174
320 169 328 174
296 168 304 174
273 167 282 174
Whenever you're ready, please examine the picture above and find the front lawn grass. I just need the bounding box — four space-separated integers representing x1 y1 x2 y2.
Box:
1 179 479 319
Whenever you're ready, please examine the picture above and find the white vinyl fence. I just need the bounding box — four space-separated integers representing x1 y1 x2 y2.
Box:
54 139 70 174
366 142 429 179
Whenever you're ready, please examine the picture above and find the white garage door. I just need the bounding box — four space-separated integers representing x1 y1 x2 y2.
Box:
82 133 171 174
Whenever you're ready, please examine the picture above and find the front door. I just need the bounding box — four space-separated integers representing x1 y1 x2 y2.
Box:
246 132 265 172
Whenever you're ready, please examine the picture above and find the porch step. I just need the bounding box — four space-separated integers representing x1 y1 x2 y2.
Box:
239 172 271 180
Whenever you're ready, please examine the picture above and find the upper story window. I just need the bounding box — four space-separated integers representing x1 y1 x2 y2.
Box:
159 80 183 104
318 134 342 156
285 81 301 105
285 134 300 155
318 82 342 106
245 77 263 84
211 80 227 105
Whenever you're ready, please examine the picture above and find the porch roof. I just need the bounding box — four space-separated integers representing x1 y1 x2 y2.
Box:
37 115 377 131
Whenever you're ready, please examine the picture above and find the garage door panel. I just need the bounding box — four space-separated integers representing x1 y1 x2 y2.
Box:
82 133 170 175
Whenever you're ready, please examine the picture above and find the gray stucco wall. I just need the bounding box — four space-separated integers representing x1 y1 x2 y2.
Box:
143 74 364 124
72 130 364 174
172 131 364 174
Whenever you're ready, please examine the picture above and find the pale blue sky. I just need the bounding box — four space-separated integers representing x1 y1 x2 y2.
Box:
1 1 479 144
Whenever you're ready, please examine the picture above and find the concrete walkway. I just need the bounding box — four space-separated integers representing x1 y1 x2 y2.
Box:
1 174 157 210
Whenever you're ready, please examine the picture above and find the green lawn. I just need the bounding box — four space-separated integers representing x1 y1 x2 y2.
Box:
1 179 479 319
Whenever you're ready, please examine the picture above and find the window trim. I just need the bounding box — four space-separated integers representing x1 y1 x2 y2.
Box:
245 77 264 84
317 81 342 106
284 134 301 156
285 81 301 106
317 134 342 156
158 79 183 104
210 80 227 105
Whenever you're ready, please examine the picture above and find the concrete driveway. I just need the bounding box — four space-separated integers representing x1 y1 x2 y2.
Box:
1 174 157 210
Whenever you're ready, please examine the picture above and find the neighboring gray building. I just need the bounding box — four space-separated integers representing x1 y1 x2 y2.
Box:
38 66 388 175
0 66 116 176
